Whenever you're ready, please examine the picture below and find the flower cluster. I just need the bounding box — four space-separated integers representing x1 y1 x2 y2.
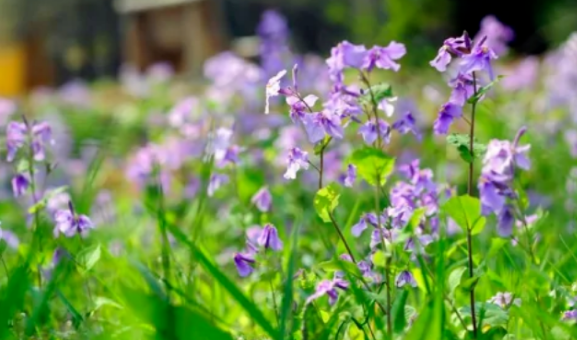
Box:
233 224 283 277
430 32 499 134
478 127 531 236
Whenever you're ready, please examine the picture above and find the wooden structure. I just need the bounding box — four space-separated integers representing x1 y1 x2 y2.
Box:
115 0 226 76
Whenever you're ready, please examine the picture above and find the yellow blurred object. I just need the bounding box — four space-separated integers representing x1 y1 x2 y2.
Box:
0 42 26 97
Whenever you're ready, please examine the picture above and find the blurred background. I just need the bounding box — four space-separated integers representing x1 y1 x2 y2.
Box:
0 0 575 97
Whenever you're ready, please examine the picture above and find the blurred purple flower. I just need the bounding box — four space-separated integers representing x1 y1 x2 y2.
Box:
501 57 539 91
302 110 343 143
306 278 349 305
358 119 391 144
449 73 476 106
460 37 498 80
53 203 94 238
251 187 272 212
6 120 52 162
286 94 317 123
433 103 462 134
0 228 19 249
265 69 287 114
207 173 229 197
234 252 255 277
474 15 514 56
488 291 520 308
395 270 417 288
563 310 577 321
363 41 406 72
257 224 283 251
351 213 379 237
11 174 29 197
343 164 357 188
392 112 420 139
284 147 309 180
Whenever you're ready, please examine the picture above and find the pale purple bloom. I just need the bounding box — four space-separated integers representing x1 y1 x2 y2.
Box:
479 179 507 215
207 173 229 197
449 73 476 106
265 69 287 114
433 103 462 134
351 213 379 237
430 46 452 72
488 291 519 308
0 228 19 249
395 270 417 288
474 15 514 56
563 310 577 321
358 119 391 145
378 96 397 117
286 94 318 122
168 97 202 127
53 204 94 238
430 33 473 72
234 252 255 277
306 278 349 305
257 224 283 251
343 164 356 188
502 57 539 91
392 112 419 138
327 41 367 73
363 41 406 72
6 121 27 162
497 205 515 237
11 174 29 197
251 187 272 212
217 145 241 168
460 38 498 80
302 110 343 143
284 147 309 180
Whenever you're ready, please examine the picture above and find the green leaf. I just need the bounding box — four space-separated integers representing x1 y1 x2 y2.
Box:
391 289 409 333
459 275 480 292
360 83 394 105
93 296 123 312
313 136 332 155
349 147 395 186
318 259 363 279
166 223 278 339
408 207 426 231
57 290 84 329
442 195 486 234
279 222 300 340
446 133 487 163
76 244 101 272
488 238 509 258
448 267 467 299
0 266 30 338
467 75 504 104
314 183 341 223
371 250 391 267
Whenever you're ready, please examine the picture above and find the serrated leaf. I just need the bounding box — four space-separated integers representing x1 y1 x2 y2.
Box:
313 183 341 223
442 195 485 233
447 133 487 163
349 147 395 186
360 83 394 105
76 244 101 272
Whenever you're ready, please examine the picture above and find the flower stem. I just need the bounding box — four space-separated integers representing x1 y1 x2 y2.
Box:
373 175 392 335
467 72 479 338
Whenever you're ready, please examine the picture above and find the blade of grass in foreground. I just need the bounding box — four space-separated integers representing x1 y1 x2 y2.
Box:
278 220 300 340
166 222 278 339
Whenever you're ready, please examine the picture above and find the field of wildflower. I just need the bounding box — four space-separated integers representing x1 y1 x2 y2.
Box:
1 10 577 340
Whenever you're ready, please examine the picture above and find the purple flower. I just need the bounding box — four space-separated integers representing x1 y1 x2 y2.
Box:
217 145 241 168
475 15 514 56
358 119 391 145
6 122 27 162
251 187 272 212
488 291 519 308
257 224 283 251
302 110 343 143
286 94 318 123
478 179 507 215
449 73 476 106
11 174 29 197
53 203 94 238
327 41 367 73
343 164 357 188
563 310 577 321
234 252 255 277
459 38 498 80
265 69 287 114
306 278 349 305
378 97 397 117
0 228 20 249
430 46 452 72
207 173 229 197
363 41 406 72
395 270 417 288
433 103 462 135
392 112 420 138
351 213 379 237
497 205 515 237
284 147 309 180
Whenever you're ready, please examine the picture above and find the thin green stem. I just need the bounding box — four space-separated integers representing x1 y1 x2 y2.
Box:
467 72 479 338
269 279 279 326
374 179 392 335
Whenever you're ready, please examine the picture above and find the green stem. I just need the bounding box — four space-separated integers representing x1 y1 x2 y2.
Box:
373 177 392 336
467 72 479 338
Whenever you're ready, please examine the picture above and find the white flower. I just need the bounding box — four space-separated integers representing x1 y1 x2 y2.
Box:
265 70 287 114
